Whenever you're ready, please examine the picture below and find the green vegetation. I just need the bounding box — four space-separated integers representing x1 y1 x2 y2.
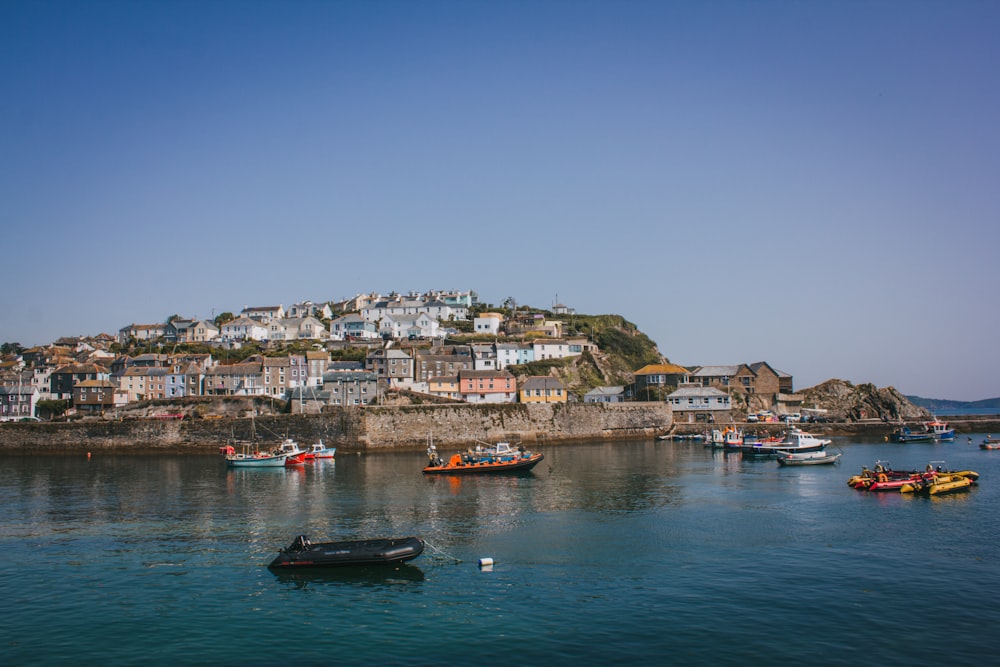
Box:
1 342 24 355
496 310 664 399
36 399 70 420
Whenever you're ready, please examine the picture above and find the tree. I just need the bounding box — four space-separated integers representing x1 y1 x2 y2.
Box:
1 342 24 356
36 399 70 420
214 312 235 327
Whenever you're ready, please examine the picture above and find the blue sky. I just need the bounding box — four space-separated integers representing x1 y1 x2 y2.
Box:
2 1 998 401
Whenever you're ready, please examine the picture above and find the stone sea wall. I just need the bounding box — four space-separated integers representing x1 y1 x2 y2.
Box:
360 402 673 449
0 402 673 453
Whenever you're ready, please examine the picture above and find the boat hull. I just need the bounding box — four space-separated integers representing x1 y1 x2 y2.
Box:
776 451 841 466
225 454 290 468
423 452 544 474
268 536 424 569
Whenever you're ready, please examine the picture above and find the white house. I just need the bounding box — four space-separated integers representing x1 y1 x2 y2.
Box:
287 301 333 320
471 344 498 371
329 314 380 341
532 339 579 361
278 317 329 341
474 312 503 335
241 305 285 321
584 386 625 403
220 317 270 342
379 313 439 340
665 385 732 421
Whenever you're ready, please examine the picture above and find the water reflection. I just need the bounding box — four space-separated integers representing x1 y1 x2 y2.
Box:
271 563 425 589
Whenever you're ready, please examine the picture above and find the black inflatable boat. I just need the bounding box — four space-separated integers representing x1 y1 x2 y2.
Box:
268 535 425 569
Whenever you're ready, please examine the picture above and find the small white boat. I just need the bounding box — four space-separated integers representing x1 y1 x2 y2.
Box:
305 440 336 460
741 428 830 458
776 449 842 466
782 428 832 450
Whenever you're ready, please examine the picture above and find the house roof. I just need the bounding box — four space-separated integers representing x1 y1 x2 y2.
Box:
691 365 745 377
77 379 116 388
666 385 730 398
584 386 625 397
521 376 564 390
322 370 377 382
205 362 262 375
634 363 689 375
460 369 514 380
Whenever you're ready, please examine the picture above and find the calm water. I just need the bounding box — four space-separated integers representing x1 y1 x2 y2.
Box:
2 436 1000 666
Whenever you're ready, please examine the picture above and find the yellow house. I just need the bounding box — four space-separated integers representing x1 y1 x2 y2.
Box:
519 376 567 403
428 376 461 401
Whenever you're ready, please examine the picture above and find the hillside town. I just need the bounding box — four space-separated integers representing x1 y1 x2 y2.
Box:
0 289 803 423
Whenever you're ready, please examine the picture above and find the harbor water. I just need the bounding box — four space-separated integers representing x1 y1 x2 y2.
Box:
2 435 999 666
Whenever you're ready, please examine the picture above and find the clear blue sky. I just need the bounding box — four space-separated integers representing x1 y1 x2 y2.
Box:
2 1 998 401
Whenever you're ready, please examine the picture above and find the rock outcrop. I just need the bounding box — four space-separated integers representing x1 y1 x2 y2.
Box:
800 379 931 421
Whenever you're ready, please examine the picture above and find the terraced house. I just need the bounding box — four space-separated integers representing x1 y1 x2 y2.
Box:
458 369 517 404
0 384 38 421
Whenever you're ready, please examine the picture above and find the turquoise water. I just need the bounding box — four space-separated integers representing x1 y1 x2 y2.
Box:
2 437 999 666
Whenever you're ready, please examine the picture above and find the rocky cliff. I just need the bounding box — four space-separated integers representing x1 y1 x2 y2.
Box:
799 379 932 421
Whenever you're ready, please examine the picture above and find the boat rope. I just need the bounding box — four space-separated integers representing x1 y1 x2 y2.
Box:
423 540 462 564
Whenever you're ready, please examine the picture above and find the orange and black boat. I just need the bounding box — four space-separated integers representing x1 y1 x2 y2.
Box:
422 441 543 474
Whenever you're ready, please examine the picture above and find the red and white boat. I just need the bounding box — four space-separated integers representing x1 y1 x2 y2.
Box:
303 440 336 460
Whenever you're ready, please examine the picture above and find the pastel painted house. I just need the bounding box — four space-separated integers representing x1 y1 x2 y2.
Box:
458 370 517 404
428 375 463 401
495 343 533 369
519 376 567 404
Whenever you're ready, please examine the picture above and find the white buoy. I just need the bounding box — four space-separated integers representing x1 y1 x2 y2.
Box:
478 557 494 567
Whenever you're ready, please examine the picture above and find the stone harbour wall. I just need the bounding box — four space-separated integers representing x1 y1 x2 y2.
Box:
0 402 673 453
360 402 674 449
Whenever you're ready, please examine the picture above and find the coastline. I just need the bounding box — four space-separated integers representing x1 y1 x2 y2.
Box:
669 416 1000 440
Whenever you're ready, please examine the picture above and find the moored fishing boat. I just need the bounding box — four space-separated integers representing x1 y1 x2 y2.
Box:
927 419 955 441
741 428 827 459
423 441 543 474
304 440 336 460
220 443 293 468
723 428 744 449
268 535 424 569
888 425 937 443
277 438 307 466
